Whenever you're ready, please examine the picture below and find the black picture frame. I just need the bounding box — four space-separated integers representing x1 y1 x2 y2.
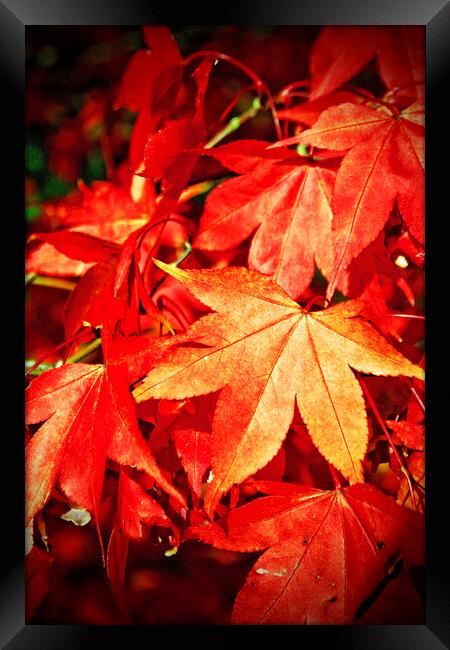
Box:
2 0 449 647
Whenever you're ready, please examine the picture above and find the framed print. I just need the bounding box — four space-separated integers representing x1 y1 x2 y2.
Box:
1 0 449 647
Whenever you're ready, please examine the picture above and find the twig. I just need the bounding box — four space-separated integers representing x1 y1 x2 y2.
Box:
359 376 417 510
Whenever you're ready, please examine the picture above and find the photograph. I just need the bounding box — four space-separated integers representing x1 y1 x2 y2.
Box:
24 23 426 626
0 1 445 645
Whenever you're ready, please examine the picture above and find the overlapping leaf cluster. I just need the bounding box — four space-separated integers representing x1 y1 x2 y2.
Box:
25 26 425 624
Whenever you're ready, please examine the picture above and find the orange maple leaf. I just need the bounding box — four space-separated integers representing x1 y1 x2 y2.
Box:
133 264 423 514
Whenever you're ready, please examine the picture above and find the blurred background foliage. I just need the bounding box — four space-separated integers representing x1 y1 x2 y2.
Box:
26 26 318 223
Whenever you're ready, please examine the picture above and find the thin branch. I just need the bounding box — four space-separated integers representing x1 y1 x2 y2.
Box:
359 376 417 510
205 97 263 149
370 313 424 321
26 331 93 377
27 274 77 291
184 50 282 140
66 337 102 364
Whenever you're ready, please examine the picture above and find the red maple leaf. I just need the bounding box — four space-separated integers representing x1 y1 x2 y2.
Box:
27 178 190 280
169 396 214 501
195 140 336 298
25 333 184 534
190 481 424 624
310 27 424 101
115 26 182 115
106 467 177 617
295 101 424 298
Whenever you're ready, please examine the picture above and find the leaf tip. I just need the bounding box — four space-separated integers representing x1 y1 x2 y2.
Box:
202 482 222 521
152 257 190 282
151 257 168 271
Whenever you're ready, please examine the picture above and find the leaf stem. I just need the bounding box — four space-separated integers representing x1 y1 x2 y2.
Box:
148 243 192 304
27 274 77 291
220 83 258 121
275 79 310 103
25 331 93 377
205 96 262 149
184 50 282 140
172 241 192 267
158 294 191 331
359 376 417 510
371 313 425 321
403 379 425 414
296 144 310 157
154 181 218 207
138 215 197 281
66 337 102 364
177 180 218 204
329 464 343 490
305 295 328 312
382 82 424 101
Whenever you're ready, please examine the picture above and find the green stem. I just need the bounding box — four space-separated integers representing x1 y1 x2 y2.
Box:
296 144 310 157
154 180 218 207
27 274 77 291
25 359 62 376
177 180 217 203
205 97 262 149
172 241 192 268
67 337 102 364
27 336 102 374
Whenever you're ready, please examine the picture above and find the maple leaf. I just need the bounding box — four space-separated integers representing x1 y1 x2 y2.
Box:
63 253 121 336
106 468 176 615
375 28 425 101
309 27 424 101
26 179 154 277
190 481 424 624
386 420 424 451
309 27 378 101
396 452 424 512
25 336 184 531
139 395 214 502
140 58 214 195
331 230 418 340
114 26 182 114
62 249 158 338
27 223 142 279
295 102 424 298
133 265 423 513
113 59 213 299
48 179 156 229
142 118 206 202
28 230 121 270
116 470 173 540
277 89 363 127
339 230 404 298
169 396 213 501
57 219 189 338
194 141 336 298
